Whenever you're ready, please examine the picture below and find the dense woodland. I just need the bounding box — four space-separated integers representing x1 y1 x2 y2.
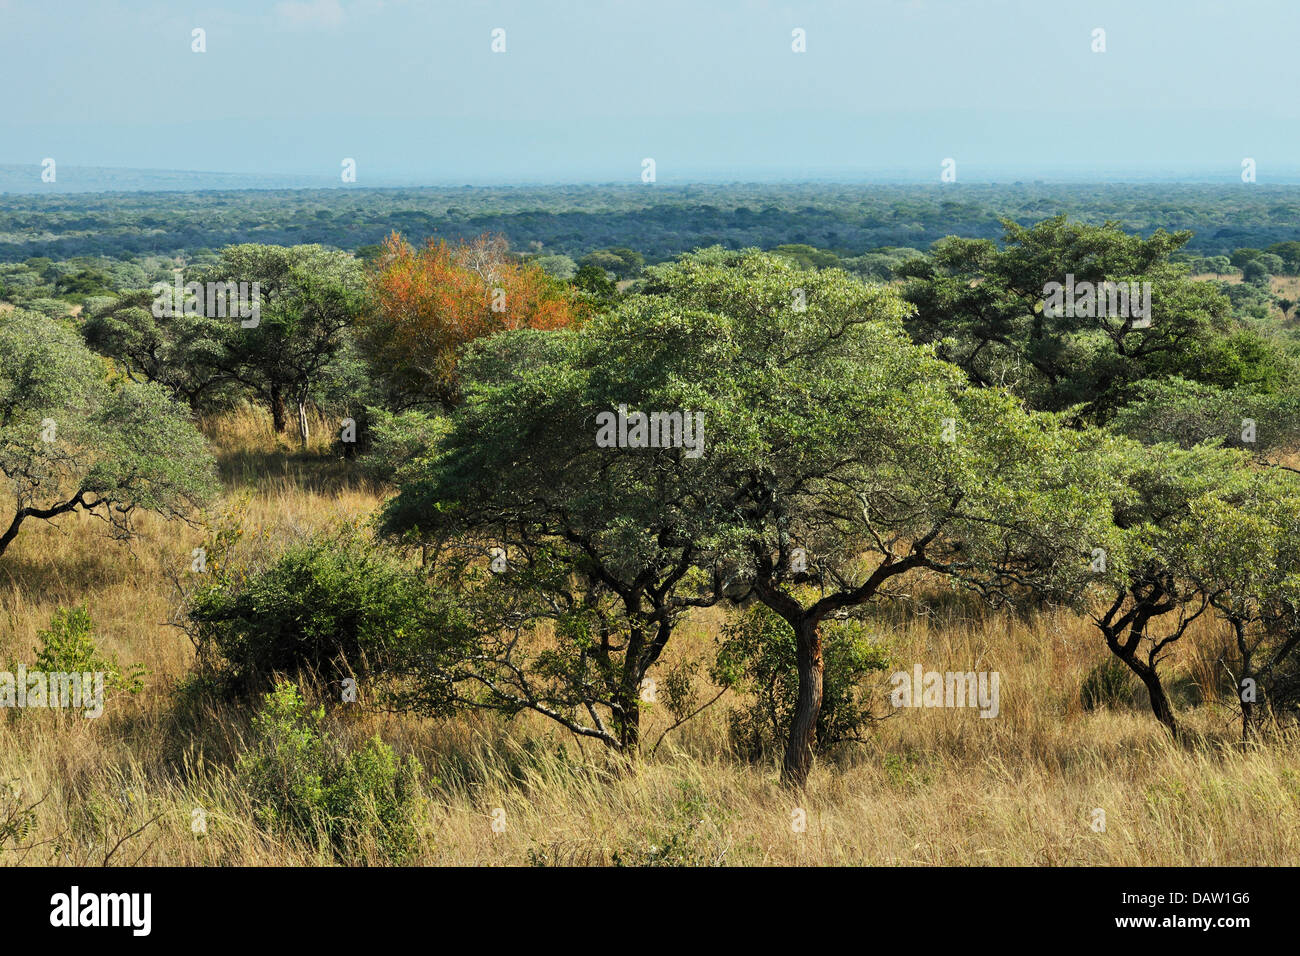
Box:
6 182 1300 266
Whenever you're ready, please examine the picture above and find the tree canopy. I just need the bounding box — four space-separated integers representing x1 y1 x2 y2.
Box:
0 310 217 560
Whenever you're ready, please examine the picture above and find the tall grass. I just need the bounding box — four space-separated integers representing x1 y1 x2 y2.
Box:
1 408 1298 866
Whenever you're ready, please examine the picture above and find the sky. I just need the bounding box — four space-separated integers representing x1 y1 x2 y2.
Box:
3 0 1299 185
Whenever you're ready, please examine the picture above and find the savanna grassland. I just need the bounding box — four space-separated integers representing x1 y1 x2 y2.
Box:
3 407 1298 867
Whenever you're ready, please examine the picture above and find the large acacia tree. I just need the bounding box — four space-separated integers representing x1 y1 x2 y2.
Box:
81 288 230 410
639 249 1116 785
384 249 1115 785
379 320 730 752
0 310 217 561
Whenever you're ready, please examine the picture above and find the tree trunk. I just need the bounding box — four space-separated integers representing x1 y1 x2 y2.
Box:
1102 620 1181 740
615 660 643 754
1133 664 1180 739
0 510 25 560
620 695 641 752
1236 621 1254 743
782 616 824 788
270 386 288 433
297 401 310 447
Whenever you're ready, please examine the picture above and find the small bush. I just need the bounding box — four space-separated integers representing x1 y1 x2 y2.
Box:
29 605 144 697
236 681 426 864
712 604 890 761
611 781 727 866
0 781 38 855
186 525 447 698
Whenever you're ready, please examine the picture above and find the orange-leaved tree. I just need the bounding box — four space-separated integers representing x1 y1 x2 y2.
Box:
361 232 587 408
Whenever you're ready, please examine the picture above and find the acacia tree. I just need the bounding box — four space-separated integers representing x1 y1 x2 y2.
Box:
0 310 217 561
360 232 588 410
1073 436 1300 739
81 288 229 410
639 249 1116 786
379 319 729 752
385 250 1114 783
194 244 365 443
1160 468 1300 739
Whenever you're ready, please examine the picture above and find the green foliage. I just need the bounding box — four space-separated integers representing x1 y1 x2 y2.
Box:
358 406 449 485
236 681 425 864
571 262 617 301
31 606 144 697
1110 377 1300 451
768 243 841 270
382 248 1118 770
530 254 577 281
713 604 889 759
580 247 644 279
55 268 112 297
24 298 71 319
192 243 367 439
10 183 1300 267
82 289 232 410
0 309 217 561
637 247 1118 607
840 246 925 281
899 215 1288 420
186 525 449 698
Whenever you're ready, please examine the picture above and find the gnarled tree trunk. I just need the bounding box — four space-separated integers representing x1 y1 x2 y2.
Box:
1132 662 1180 739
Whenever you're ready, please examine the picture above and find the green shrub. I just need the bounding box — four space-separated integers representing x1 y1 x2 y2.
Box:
236 681 425 864
186 525 447 698
610 781 728 867
29 605 144 697
358 406 448 484
712 604 890 761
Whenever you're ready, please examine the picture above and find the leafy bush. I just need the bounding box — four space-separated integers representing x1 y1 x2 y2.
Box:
358 406 448 484
23 297 71 319
1110 377 1300 451
29 605 144 697
186 524 446 698
610 781 727 866
236 681 425 864
712 604 890 761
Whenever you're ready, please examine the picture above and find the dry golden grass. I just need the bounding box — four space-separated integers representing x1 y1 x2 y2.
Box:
2 407 1299 866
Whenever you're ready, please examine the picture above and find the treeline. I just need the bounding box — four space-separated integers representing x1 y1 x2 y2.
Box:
5 182 1300 264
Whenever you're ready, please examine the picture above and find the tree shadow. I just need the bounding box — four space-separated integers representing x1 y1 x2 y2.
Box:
213 446 379 497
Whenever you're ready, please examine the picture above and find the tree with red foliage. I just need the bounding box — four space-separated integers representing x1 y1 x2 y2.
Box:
361 232 586 409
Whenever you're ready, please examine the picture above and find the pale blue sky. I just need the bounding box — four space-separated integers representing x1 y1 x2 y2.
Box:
3 0 1298 183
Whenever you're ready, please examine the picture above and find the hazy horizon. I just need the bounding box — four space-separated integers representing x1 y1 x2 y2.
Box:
10 160 1300 195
